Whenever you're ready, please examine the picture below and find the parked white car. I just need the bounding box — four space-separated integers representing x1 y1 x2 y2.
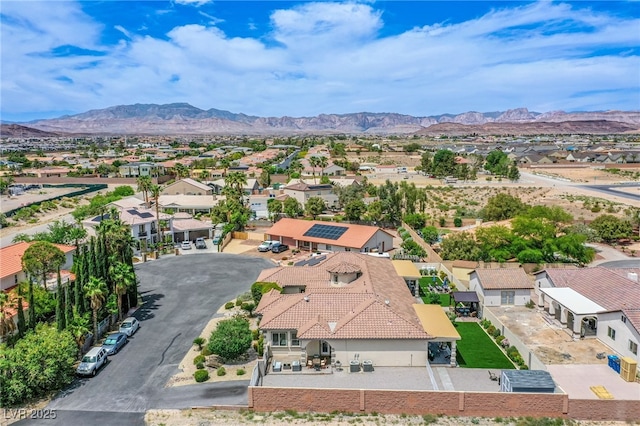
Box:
119 317 140 337
258 240 277 252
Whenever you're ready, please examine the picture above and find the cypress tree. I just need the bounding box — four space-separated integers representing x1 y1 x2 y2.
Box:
28 279 36 329
74 251 84 314
56 268 65 331
87 237 97 279
16 297 26 337
65 279 73 330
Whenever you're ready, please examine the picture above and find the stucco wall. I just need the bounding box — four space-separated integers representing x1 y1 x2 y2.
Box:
329 339 428 367
598 311 640 364
363 230 394 253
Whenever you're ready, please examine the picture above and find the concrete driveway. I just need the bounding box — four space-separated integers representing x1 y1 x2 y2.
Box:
19 254 273 425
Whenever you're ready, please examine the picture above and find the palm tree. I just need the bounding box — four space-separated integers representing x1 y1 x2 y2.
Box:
149 184 162 252
109 262 136 321
137 176 152 207
174 163 190 179
199 170 209 181
317 156 328 178
0 292 16 339
224 172 248 201
288 159 303 179
309 157 320 184
84 276 107 342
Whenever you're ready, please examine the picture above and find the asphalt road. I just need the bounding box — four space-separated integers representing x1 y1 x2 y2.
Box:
579 183 640 202
17 253 274 426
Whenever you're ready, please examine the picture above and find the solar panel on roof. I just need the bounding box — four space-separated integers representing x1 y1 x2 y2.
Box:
303 224 348 240
294 260 308 267
138 212 154 218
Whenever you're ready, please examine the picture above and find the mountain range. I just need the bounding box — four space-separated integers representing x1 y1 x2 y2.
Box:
4 103 640 136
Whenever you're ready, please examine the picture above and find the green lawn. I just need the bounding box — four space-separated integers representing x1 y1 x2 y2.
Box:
455 322 515 369
419 276 451 306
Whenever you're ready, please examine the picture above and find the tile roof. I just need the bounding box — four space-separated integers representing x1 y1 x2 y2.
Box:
255 252 431 340
166 178 212 192
472 268 533 290
0 242 75 279
267 218 392 250
622 308 640 336
541 267 640 312
171 218 213 231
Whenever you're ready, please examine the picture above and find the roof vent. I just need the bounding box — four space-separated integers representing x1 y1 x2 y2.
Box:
304 296 309 302
627 272 638 283
384 299 390 306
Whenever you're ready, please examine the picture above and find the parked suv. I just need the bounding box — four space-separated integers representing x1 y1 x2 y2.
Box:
257 241 276 252
195 238 207 249
76 347 108 377
271 242 289 253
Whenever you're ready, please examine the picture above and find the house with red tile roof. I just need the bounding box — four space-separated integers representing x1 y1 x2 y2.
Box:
266 218 394 253
469 268 534 312
535 267 640 363
0 242 76 292
255 252 459 367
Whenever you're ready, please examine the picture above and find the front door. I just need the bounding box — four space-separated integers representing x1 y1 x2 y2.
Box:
320 340 331 356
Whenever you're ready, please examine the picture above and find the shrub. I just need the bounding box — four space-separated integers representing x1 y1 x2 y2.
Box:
496 335 505 345
196 362 205 370
492 328 501 338
439 217 446 227
201 346 212 356
251 281 283 305
194 370 209 382
235 298 243 307
237 368 246 376
193 354 205 365
217 366 227 376
453 217 463 227
193 337 206 350
252 329 260 340
208 317 253 362
224 302 235 310
487 325 497 335
481 319 491 329
257 334 265 356
241 302 256 317
525 300 536 309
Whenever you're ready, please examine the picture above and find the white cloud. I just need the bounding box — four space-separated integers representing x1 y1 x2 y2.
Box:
1 1 639 120
114 25 132 39
174 0 212 6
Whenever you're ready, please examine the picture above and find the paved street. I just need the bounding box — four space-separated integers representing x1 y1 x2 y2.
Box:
17 254 274 425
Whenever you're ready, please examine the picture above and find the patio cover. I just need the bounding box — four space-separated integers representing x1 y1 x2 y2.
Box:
452 291 480 303
540 287 606 315
392 260 421 279
413 304 460 340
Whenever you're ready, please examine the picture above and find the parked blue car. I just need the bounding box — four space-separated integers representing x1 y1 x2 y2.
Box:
102 332 128 355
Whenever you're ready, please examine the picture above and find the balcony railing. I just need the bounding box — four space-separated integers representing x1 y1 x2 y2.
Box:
138 231 148 237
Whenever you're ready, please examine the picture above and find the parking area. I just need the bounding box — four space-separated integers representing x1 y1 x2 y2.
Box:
488 306 612 364
34 254 274 426
262 366 519 393
547 364 640 400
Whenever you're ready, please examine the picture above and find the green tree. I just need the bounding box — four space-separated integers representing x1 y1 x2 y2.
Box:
283 197 302 218
480 193 527 221
344 199 366 221
309 156 320 183
136 175 152 207
259 169 271 188
109 262 136 321
475 225 515 262
0 175 15 195
21 241 66 291
267 199 283 222
55 268 65 331
439 232 483 261
366 200 383 222
420 226 440 244
484 150 509 176
207 316 253 362
0 292 16 338
589 214 633 243
305 197 326 219
0 324 78 406
150 184 162 253
16 297 26 337
403 213 426 229
403 142 421 153
84 277 107 342
432 150 456 178
507 164 520 181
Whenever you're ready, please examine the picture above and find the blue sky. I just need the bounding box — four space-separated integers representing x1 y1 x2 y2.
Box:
1 1 639 122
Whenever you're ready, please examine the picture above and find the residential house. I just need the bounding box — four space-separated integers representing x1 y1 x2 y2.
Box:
118 162 162 178
535 267 640 362
469 268 534 315
207 178 260 196
159 194 219 215
84 206 173 251
161 178 213 196
266 218 394 253
0 242 75 291
255 252 460 367
283 182 338 208
171 212 213 242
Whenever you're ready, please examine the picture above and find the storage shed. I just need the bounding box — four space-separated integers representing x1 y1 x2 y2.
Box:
500 370 556 393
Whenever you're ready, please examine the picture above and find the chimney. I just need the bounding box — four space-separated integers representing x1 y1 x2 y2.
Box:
627 272 638 283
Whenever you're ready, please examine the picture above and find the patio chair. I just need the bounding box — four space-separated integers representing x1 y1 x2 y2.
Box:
488 371 498 381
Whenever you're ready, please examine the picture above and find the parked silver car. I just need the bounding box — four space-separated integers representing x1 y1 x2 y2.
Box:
102 332 128 355
119 317 140 337
76 346 108 377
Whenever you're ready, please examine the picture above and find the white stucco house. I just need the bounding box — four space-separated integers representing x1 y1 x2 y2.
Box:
535 267 640 363
469 268 534 316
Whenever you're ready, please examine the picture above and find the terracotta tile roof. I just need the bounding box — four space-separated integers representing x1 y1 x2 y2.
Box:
326 262 362 274
255 252 431 340
267 218 393 250
452 260 479 269
0 242 75 279
542 267 640 312
622 308 640 335
472 268 533 290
